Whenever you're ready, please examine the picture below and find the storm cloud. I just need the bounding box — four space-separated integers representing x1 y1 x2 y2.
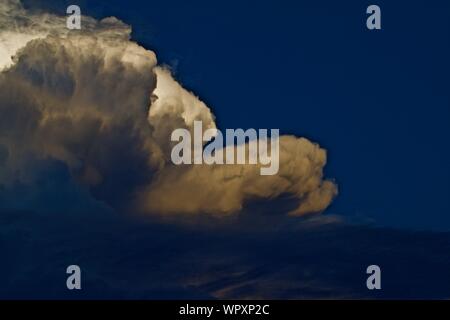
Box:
0 0 337 216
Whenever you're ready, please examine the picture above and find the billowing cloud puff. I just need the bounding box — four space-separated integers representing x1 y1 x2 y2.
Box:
0 0 337 216
138 136 337 216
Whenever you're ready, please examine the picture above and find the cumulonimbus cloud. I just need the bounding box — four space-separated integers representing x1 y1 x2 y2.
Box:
0 0 337 216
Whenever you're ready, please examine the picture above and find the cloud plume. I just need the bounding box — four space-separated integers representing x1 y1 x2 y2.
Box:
0 0 337 216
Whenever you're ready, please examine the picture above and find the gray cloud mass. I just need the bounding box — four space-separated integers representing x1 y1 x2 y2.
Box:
0 0 337 217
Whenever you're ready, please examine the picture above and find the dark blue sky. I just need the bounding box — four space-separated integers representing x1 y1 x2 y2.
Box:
1 0 448 300
28 0 450 230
